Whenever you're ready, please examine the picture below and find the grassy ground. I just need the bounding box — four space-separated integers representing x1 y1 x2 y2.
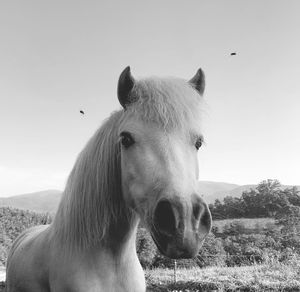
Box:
146 258 300 291
1 258 300 291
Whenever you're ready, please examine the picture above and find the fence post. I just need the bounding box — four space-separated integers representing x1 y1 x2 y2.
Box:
174 259 177 283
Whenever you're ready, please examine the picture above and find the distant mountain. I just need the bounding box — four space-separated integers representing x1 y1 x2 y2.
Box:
205 184 256 203
0 190 62 213
0 182 299 213
0 182 237 212
198 181 240 203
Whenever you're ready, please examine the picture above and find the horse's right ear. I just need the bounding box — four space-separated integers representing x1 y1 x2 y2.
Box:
117 66 136 109
189 68 205 96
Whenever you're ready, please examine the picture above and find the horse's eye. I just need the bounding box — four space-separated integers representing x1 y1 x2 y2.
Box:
195 138 203 150
120 132 135 149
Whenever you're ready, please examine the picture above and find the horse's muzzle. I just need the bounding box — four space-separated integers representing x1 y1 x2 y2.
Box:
151 196 211 259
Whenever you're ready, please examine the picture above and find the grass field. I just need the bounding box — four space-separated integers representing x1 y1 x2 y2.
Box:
146 257 300 291
1 258 299 291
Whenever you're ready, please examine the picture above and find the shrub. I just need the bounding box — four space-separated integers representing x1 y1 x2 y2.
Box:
196 233 226 267
136 228 157 268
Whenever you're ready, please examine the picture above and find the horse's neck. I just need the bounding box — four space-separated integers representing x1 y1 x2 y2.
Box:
104 214 139 255
53 196 139 253
55 218 145 291
79 217 142 281
52 210 140 264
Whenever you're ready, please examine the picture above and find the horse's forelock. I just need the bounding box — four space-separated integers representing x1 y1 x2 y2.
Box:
128 77 204 133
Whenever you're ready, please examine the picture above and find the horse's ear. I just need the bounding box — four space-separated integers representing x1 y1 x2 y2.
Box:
189 68 205 96
117 66 137 108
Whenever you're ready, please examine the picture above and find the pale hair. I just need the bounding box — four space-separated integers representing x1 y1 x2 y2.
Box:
51 77 203 251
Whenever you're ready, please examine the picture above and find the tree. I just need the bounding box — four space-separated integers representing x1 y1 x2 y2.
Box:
223 196 245 218
242 180 290 218
283 186 300 206
210 199 226 220
276 205 300 234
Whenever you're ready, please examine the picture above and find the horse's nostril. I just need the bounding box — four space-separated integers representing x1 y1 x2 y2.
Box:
201 204 212 230
154 200 176 235
192 203 201 220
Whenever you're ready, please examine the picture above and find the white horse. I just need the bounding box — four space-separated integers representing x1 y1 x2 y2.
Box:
6 67 212 292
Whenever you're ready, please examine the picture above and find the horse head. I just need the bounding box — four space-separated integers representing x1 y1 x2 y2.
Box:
117 67 211 259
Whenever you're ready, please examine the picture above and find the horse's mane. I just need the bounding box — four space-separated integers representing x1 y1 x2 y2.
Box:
51 77 203 251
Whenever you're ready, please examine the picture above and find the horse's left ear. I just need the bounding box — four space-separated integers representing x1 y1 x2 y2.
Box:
117 66 137 109
189 68 205 96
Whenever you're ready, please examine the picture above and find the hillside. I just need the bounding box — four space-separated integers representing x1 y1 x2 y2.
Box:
0 190 62 213
0 207 52 267
198 181 239 202
206 184 256 203
0 182 235 213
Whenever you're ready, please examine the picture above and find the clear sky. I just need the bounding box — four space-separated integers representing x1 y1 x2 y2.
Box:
0 0 299 197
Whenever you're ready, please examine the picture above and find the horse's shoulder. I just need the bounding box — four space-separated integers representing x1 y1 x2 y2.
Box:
6 225 52 291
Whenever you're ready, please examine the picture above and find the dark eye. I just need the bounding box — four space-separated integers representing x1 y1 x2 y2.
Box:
120 132 135 149
195 138 203 150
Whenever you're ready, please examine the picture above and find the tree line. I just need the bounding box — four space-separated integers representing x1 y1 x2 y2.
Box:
209 179 300 219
